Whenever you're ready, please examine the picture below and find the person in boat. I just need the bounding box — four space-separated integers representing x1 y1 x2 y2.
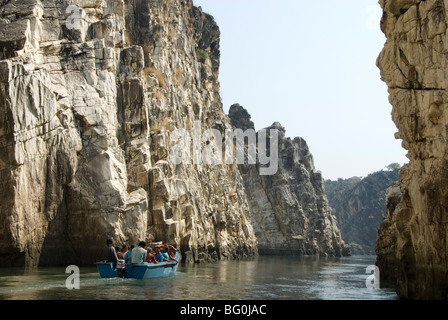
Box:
131 241 147 264
145 247 159 264
161 245 176 262
167 245 178 262
115 246 124 259
154 246 170 263
124 244 134 264
101 239 119 269
121 245 128 258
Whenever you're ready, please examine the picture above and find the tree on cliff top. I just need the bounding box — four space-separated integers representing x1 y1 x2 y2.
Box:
386 163 401 171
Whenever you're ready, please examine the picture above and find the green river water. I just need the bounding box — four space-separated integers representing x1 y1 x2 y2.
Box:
0 255 397 301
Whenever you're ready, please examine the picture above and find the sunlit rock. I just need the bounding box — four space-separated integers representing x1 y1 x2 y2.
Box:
376 0 448 299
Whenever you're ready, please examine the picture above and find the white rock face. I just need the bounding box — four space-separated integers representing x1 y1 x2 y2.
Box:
0 0 348 268
0 0 257 267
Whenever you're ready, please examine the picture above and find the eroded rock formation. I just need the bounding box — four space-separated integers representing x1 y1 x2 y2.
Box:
376 0 448 299
0 0 349 269
229 104 349 257
0 0 257 267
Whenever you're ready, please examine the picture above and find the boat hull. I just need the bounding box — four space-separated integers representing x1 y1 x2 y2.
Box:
96 252 181 280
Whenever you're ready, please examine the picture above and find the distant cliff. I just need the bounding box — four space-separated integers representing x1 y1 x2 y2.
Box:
376 0 448 299
229 104 349 257
325 169 399 255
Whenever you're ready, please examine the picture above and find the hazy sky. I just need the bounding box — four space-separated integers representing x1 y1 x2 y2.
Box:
193 0 408 180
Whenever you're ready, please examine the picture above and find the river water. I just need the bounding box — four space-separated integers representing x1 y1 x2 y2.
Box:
0 255 397 301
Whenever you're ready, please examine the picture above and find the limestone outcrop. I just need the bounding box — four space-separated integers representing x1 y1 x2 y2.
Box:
229 104 349 257
0 0 257 267
376 0 448 299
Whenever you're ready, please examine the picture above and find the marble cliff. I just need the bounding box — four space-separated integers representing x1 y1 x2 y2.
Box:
229 104 348 257
0 0 347 268
376 0 448 299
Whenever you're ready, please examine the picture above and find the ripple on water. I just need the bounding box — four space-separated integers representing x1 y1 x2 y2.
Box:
0 256 397 300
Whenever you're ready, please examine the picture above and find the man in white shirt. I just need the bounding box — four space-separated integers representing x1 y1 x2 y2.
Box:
131 241 147 264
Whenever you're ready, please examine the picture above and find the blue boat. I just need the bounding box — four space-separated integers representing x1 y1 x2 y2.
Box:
96 252 181 280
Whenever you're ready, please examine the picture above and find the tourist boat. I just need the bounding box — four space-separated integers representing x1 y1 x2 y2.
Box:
95 252 182 280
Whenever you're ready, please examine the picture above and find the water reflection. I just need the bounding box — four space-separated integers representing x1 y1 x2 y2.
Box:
0 255 397 300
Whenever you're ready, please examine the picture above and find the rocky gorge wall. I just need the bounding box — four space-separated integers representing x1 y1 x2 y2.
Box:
326 169 399 255
0 0 259 267
0 0 348 268
376 0 448 299
229 104 349 257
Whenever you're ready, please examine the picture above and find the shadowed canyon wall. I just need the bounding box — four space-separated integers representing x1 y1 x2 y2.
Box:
326 169 399 255
376 0 448 299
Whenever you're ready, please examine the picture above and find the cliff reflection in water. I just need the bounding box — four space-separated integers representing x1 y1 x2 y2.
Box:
0 255 397 300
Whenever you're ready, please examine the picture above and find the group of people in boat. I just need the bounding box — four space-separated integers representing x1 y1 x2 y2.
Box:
101 239 178 268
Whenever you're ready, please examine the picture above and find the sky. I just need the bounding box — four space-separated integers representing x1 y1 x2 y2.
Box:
193 0 409 181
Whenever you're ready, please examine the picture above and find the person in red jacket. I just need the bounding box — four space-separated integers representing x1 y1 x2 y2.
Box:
145 247 159 264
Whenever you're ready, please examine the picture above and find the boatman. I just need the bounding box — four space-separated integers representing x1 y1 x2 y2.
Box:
131 241 147 264
101 238 119 269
